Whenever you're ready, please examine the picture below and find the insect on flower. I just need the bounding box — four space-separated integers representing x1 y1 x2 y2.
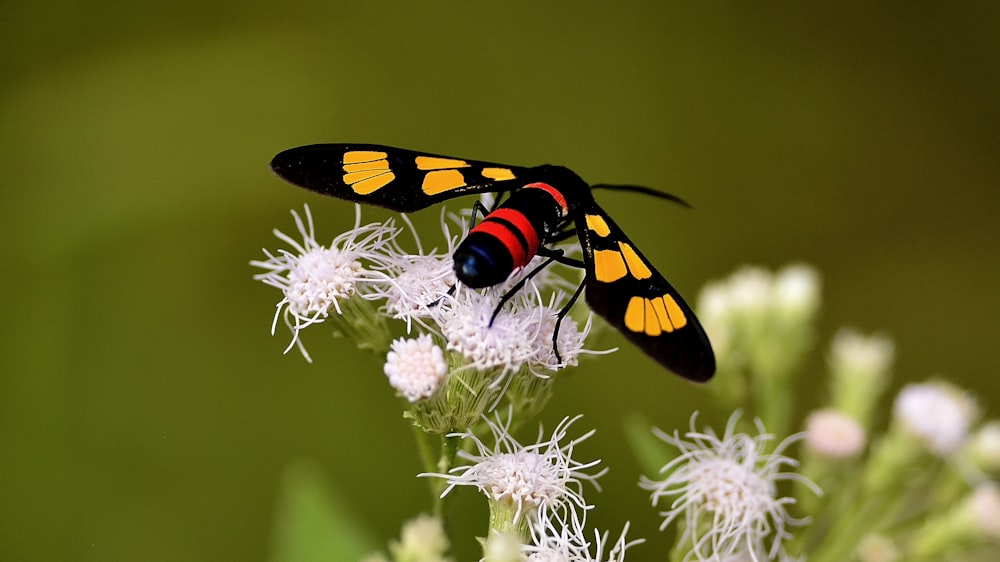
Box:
269 144 715 381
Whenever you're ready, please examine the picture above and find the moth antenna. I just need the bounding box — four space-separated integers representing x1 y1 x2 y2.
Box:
591 183 692 208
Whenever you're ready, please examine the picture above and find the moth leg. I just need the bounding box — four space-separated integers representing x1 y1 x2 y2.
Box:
466 200 491 233
489 253 561 326
552 280 587 365
536 245 584 269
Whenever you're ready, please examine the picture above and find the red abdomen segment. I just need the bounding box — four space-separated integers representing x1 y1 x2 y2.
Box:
469 207 540 269
452 182 568 288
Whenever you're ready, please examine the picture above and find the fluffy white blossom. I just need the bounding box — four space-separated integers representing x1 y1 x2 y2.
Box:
251 205 397 359
388 514 452 562
421 412 606 533
805 408 867 459
829 328 894 381
436 288 539 377
968 482 1000 538
856 535 899 562
435 280 594 380
525 293 597 373
828 328 895 428
640 412 818 562
770 265 820 320
894 380 978 456
966 421 1000 476
526 518 641 562
372 211 458 331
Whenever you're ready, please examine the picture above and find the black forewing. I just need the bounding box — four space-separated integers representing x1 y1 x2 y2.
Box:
576 202 715 382
270 144 532 212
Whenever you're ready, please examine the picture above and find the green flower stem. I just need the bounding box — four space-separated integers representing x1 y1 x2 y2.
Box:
413 424 437 475
908 498 980 560
669 519 692 562
927 465 970 510
414 427 462 520
413 426 443 513
483 501 530 562
437 434 461 519
863 431 923 496
790 468 858 556
808 498 885 562
440 433 459 474
754 375 792 440
810 478 916 562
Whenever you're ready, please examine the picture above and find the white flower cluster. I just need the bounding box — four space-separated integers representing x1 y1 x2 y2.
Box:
426 413 604 529
251 205 398 360
253 240 1000 562
690 265 999 562
640 412 816 562
698 264 820 371
253 205 598 418
893 380 977 456
423 411 640 562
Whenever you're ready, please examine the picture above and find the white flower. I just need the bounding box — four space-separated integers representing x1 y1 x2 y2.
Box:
436 288 539 377
856 534 899 562
525 292 598 373
639 412 817 562
969 482 1000 538
381 252 456 326
483 530 524 562
805 408 867 459
388 514 452 562
694 264 820 381
967 421 1000 475
714 550 802 562
526 518 641 562
893 380 978 456
384 335 449 402
770 264 820 320
724 267 773 317
251 205 398 359
372 211 458 331
434 263 597 380
697 280 733 326
829 328 894 380
827 328 894 427
695 281 735 354
421 412 606 533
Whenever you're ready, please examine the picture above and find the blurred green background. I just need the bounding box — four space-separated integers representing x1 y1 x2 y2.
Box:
2 2 999 560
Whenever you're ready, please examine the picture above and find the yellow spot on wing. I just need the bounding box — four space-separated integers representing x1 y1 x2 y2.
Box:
422 169 467 195
619 242 651 279
415 156 469 170
593 250 627 283
481 167 516 181
663 294 687 329
650 297 673 333
585 214 611 237
644 298 661 336
343 159 389 173
351 171 395 194
343 151 387 164
623 294 688 335
624 296 645 332
344 170 383 184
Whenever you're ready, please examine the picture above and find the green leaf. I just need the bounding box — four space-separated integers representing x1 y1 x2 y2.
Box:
269 460 379 562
